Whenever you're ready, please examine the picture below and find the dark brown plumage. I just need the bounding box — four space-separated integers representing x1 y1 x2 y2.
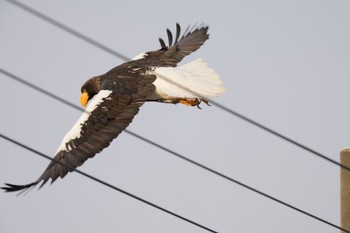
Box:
2 23 224 193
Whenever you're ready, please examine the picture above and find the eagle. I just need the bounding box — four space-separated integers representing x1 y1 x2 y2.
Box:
2 23 225 193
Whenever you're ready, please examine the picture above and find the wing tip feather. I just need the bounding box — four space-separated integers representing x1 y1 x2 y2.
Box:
1 182 38 193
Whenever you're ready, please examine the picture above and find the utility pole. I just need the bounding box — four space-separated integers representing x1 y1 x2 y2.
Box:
341 148 350 233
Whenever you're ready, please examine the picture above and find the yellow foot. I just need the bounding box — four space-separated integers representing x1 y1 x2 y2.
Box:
178 98 210 109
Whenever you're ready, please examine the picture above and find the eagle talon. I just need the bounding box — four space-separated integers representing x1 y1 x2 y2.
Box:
197 98 211 109
201 99 210 106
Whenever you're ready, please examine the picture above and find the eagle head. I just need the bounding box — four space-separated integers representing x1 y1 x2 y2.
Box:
80 76 103 107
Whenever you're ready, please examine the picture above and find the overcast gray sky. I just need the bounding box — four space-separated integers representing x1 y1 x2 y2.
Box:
1 1 350 232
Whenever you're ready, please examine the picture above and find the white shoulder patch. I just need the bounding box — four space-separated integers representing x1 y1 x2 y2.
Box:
132 52 147 60
55 90 113 153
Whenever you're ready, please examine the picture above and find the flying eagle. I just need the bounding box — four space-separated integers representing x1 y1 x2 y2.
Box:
2 23 225 193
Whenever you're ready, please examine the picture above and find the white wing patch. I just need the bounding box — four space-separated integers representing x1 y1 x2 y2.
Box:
132 52 147 60
148 58 225 99
55 90 113 153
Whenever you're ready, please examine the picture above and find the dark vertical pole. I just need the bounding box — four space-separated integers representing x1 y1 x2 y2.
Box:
341 148 350 233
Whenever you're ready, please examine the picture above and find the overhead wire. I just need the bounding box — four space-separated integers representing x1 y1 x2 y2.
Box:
3 0 349 231
3 0 130 61
5 0 349 173
0 68 348 233
0 133 218 233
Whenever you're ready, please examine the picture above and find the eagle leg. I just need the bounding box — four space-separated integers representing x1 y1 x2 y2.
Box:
178 98 210 108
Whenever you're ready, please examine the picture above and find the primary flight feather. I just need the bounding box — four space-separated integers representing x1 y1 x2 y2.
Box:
2 23 225 193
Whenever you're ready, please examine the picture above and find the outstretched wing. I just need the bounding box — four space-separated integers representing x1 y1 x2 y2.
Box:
2 75 156 193
131 23 209 67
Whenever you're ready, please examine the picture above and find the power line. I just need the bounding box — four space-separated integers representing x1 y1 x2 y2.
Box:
155 74 350 171
0 133 218 233
4 0 130 61
3 1 348 231
5 0 348 173
105 130 350 233
0 68 347 233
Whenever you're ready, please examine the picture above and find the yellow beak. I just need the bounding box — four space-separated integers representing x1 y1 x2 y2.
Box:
80 91 89 107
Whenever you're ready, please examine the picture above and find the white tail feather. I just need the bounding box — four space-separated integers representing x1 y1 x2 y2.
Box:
150 59 225 99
